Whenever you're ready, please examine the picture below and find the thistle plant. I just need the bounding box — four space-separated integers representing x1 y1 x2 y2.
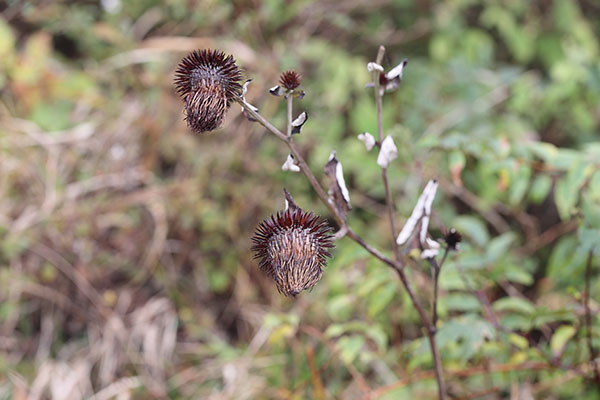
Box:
174 49 242 133
175 46 459 399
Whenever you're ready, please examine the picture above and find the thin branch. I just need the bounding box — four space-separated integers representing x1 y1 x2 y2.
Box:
237 97 393 264
238 95 446 399
372 45 399 255
286 94 293 137
584 249 600 386
429 248 448 328
371 45 447 399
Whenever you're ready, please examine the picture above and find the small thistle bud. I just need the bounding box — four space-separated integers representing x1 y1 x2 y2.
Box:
251 208 334 296
174 49 242 133
444 228 462 250
279 70 302 91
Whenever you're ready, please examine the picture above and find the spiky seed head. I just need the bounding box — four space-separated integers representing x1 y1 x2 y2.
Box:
174 49 242 133
279 70 302 91
251 208 334 296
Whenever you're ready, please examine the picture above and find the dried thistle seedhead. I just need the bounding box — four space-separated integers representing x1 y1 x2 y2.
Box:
174 49 242 133
251 208 334 296
279 70 302 91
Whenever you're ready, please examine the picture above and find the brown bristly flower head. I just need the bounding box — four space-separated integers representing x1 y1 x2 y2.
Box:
279 70 302 91
174 49 242 133
251 208 334 297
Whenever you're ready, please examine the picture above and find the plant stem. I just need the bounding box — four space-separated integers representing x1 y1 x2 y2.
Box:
286 94 293 137
238 96 446 399
371 45 447 399
372 46 400 255
584 249 600 386
238 98 387 257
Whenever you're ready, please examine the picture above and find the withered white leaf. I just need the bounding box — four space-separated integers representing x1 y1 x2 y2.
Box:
383 59 408 92
283 188 299 211
324 150 351 218
397 179 439 246
357 132 376 151
367 62 384 73
281 154 300 172
385 59 408 81
421 238 441 259
291 111 308 134
376 135 398 168
242 79 252 97
269 85 282 96
240 79 259 121
419 180 438 245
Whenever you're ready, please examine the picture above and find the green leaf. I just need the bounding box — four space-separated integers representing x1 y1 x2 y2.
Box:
485 232 517 262
550 325 576 356
504 264 534 285
337 335 365 364
547 235 588 285
436 316 493 360
365 325 388 352
327 294 355 321
509 333 529 350
528 174 552 204
367 283 396 317
493 297 535 315
454 215 489 247
445 293 482 312
554 160 592 219
508 165 531 205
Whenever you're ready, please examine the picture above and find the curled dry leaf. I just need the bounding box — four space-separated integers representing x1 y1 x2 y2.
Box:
281 154 300 172
269 85 283 96
421 237 441 259
324 150 351 219
366 59 408 93
382 59 408 92
291 111 308 134
357 132 376 151
240 79 259 121
283 188 299 211
376 135 398 168
397 179 439 246
367 62 385 73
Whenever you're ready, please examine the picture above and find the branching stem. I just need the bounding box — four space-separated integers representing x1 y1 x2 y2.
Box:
237 84 447 399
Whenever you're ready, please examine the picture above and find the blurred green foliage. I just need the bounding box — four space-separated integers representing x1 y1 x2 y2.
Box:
0 0 599 399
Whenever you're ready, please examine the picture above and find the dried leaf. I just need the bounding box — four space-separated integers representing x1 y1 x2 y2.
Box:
291 111 308 134
283 188 299 211
397 180 438 246
357 132 375 151
367 62 384 72
281 154 300 172
376 135 398 168
269 85 283 96
324 150 351 218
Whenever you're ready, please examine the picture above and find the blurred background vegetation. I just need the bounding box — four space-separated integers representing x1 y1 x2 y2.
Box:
1 0 600 399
